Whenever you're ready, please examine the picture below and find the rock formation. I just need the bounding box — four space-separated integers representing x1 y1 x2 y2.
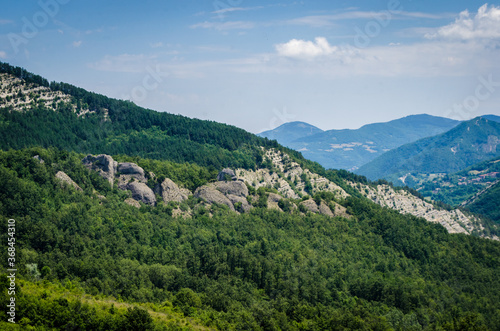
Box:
217 168 237 181
55 171 82 191
127 182 156 206
194 186 235 211
82 154 117 187
213 181 248 197
161 178 188 203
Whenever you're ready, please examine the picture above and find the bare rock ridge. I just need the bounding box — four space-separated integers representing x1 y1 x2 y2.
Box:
55 171 82 191
217 168 237 181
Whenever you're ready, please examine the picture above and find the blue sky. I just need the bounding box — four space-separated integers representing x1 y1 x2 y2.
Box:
1 0 500 133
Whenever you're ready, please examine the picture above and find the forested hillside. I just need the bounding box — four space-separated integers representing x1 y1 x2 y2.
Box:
1 62 500 330
1 148 499 330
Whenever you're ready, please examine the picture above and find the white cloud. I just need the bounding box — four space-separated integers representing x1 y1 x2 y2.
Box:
73 41 82 48
190 21 255 30
426 4 500 40
151 42 163 48
0 51 7 59
275 37 339 59
0 19 13 25
212 6 264 15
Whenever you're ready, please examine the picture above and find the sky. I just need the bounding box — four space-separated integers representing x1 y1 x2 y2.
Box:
1 0 500 133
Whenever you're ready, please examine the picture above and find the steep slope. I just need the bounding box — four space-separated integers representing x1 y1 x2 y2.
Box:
258 121 323 146
466 181 500 223
0 62 279 170
262 114 460 170
415 155 500 206
357 116 500 182
1 147 500 330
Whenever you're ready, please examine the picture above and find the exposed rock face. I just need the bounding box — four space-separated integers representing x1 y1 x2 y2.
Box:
118 162 145 178
267 193 283 211
125 198 141 208
55 171 82 191
300 199 320 213
318 201 334 217
217 168 237 181
194 186 235 211
214 181 248 197
331 202 349 218
117 162 147 189
82 154 118 187
227 194 252 213
127 182 156 206
161 178 188 203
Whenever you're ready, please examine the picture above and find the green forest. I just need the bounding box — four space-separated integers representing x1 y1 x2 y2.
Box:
1 148 499 330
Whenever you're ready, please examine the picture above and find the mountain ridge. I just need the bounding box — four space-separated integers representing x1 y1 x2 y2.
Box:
259 114 461 170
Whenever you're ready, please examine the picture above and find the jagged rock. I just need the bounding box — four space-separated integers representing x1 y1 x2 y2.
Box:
318 201 334 217
217 168 237 181
227 194 252 213
33 155 44 164
125 198 141 208
194 186 235 211
214 181 248 197
127 182 156 206
82 154 117 187
55 171 82 191
300 199 319 213
161 178 188 203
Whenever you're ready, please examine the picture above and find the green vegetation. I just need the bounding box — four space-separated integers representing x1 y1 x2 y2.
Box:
1 148 499 330
467 181 500 224
357 117 500 182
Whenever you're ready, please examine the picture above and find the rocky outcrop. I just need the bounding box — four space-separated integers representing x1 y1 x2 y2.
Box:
217 168 237 181
117 162 147 189
127 182 156 206
82 154 118 187
331 202 349 218
55 171 82 191
318 201 334 217
267 193 283 210
227 194 252 213
161 178 188 203
194 186 234 211
300 199 320 213
213 181 248 197
125 198 141 208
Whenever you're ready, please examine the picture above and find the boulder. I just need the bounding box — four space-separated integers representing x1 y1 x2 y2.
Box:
127 182 156 206
55 171 82 191
300 199 319 213
214 181 248 197
217 168 236 181
227 194 252 213
117 162 147 189
318 201 334 217
194 186 234 211
82 154 117 187
161 178 188 203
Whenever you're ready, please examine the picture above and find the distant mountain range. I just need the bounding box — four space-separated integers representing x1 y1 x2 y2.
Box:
356 116 500 183
259 114 461 170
